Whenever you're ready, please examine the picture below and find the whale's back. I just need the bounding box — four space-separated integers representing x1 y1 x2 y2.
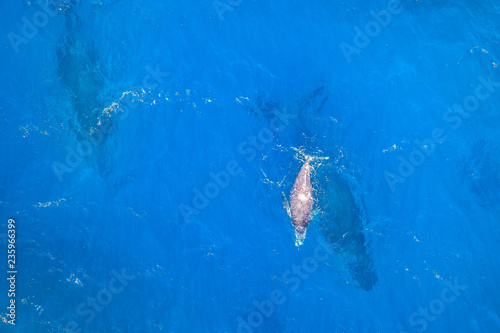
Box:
290 162 313 228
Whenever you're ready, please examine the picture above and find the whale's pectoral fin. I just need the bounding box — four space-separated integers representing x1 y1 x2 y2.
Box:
282 192 291 218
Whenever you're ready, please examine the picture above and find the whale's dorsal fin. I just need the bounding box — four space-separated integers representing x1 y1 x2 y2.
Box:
282 192 291 218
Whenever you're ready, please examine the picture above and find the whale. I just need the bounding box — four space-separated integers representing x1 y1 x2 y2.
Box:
316 166 378 290
282 156 314 246
282 153 377 289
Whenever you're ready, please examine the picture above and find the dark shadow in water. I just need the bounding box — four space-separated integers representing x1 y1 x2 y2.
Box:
57 8 106 136
315 164 378 291
55 3 116 177
459 134 500 211
243 85 328 143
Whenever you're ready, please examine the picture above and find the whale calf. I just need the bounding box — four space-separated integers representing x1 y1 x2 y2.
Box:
282 156 314 246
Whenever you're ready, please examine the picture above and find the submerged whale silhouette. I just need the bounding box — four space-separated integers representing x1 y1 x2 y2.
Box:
316 165 378 290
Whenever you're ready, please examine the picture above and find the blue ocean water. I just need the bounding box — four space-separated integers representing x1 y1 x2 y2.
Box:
1 0 499 332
